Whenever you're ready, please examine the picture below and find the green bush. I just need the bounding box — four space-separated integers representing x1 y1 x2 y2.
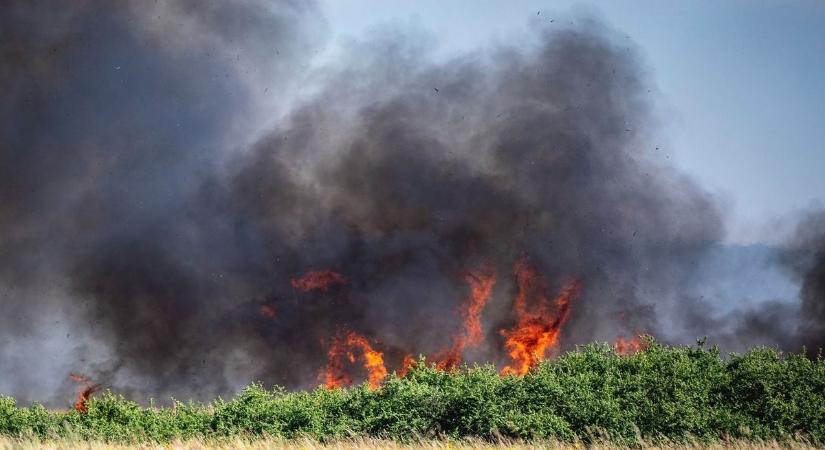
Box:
0 341 822 443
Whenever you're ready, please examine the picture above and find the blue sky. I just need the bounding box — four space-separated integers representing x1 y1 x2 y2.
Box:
320 0 825 244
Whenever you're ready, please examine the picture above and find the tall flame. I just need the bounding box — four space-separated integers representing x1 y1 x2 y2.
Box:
322 336 352 389
68 373 100 413
396 354 416 378
321 330 387 389
291 269 348 292
435 268 497 370
500 257 580 376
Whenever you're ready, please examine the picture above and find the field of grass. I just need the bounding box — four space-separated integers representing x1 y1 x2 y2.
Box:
1 341 823 446
0 436 822 450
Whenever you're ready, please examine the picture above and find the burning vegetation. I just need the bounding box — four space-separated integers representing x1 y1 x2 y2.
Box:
434 267 497 371
614 334 650 355
68 373 100 413
1 0 822 407
500 259 580 376
315 257 586 387
322 330 388 390
395 354 417 379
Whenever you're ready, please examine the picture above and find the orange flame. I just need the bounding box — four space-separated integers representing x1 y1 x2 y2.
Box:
435 268 497 370
614 334 648 355
396 354 416 378
322 339 352 389
500 258 580 376
291 269 347 292
321 330 387 389
259 305 277 318
68 373 100 413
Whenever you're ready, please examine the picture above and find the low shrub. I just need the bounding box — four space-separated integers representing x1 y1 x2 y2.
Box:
1 340 822 443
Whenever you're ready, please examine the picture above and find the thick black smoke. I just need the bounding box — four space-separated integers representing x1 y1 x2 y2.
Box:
0 3 816 406
0 0 325 403
781 211 825 355
226 21 725 375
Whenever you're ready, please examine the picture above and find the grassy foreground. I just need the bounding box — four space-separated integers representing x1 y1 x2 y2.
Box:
1 342 823 445
0 436 822 450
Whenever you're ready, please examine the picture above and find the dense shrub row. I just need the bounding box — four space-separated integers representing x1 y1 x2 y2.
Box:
1 341 823 444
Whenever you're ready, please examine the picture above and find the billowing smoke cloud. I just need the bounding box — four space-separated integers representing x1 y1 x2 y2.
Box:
0 0 325 403
224 20 725 374
0 3 818 407
781 210 825 355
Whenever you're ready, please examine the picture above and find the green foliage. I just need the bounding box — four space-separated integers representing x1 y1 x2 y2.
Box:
0 341 822 443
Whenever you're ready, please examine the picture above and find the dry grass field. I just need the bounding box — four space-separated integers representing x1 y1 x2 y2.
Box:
0 438 821 450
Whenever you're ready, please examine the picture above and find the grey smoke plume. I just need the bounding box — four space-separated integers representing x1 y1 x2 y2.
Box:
675 211 825 356
781 210 825 355
0 0 325 403
0 3 817 407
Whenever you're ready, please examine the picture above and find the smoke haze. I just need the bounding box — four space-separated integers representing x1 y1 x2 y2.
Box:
0 2 821 406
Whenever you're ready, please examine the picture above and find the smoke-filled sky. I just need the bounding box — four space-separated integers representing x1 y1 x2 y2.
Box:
0 1 823 407
323 0 825 245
